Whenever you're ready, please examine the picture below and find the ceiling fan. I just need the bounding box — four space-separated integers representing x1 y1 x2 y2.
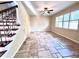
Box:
40 7 53 15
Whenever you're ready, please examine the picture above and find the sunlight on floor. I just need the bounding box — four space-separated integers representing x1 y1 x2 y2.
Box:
14 32 79 58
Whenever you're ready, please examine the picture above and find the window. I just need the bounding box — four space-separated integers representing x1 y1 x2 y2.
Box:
58 15 63 21
56 17 59 21
55 15 63 28
70 10 79 20
55 21 59 27
69 21 78 29
69 10 79 30
63 22 69 29
55 10 79 30
63 13 70 29
64 13 70 21
58 22 63 27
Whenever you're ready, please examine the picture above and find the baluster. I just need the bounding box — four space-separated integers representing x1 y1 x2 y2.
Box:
12 9 16 34
0 21 3 46
5 10 9 43
3 12 6 46
8 9 12 37
0 12 5 46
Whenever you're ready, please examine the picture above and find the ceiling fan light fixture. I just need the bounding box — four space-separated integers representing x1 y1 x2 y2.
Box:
44 7 48 10
48 11 50 13
40 7 53 15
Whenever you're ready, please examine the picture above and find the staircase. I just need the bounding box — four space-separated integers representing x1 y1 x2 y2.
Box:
0 1 20 57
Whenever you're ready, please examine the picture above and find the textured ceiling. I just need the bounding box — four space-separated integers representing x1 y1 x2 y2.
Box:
24 1 78 16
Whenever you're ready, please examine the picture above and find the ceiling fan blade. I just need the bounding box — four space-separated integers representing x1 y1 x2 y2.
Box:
49 10 53 11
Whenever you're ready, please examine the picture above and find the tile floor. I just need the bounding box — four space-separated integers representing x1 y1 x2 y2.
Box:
14 32 79 58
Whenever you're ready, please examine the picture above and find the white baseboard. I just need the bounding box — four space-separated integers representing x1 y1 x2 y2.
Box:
52 31 79 44
30 30 51 33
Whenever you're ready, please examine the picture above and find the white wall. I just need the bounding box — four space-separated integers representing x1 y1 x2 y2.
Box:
30 16 50 32
50 3 79 43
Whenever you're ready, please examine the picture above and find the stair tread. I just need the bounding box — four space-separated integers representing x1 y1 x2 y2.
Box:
0 28 18 31
0 50 7 57
0 40 12 47
0 24 20 26
0 21 16 23
0 33 16 37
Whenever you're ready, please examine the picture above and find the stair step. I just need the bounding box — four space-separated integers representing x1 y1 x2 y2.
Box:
3 18 16 20
0 21 16 23
0 40 12 47
0 24 20 26
0 46 7 57
0 33 16 37
0 28 18 31
0 50 7 57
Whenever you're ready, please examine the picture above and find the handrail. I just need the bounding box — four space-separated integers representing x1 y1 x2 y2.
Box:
0 5 18 13
0 1 13 4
